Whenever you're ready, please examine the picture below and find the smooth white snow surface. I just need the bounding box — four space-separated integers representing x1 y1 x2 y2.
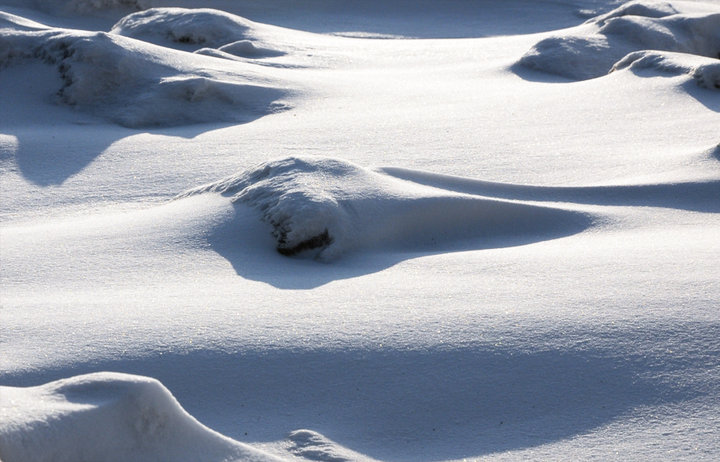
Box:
1 1 720 461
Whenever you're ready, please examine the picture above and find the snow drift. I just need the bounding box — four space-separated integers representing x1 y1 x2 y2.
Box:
516 0 720 82
179 156 592 260
0 16 288 127
111 8 284 58
0 372 280 462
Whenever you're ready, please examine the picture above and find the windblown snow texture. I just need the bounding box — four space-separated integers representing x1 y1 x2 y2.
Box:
179 156 592 260
516 0 720 83
0 372 280 462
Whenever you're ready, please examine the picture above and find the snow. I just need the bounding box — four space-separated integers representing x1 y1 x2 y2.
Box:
0 19 290 127
1 0 720 461
516 1 720 80
178 156 592 260
111 8 258 51
0 372 281 462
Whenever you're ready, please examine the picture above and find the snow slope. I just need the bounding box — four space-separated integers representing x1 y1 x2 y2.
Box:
2 0 720 461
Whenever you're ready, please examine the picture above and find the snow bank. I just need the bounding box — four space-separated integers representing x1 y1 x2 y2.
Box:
179 156 592 260
0 372 280 462
516 1 720 81
0 19 288 127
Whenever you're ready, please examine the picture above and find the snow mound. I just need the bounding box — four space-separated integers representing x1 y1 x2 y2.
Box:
612 49 720 88
0 372 280 462
0 23 288 127
589 0 720 25
111 7 282 57
287 429 372 462
179 156 592 260
517 1 720 81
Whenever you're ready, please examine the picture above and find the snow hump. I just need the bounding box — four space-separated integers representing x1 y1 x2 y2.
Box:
516 0 720 82
112 8 255 50
0 21 288 127
178 156 592 260
0 372 281 462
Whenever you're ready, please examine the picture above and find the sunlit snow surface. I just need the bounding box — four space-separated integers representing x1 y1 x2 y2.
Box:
1 1 720 461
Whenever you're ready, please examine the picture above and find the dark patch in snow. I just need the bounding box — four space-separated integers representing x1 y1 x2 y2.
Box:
276 229 333 257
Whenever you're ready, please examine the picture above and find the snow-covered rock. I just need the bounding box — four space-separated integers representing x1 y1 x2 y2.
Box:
179 156 592 260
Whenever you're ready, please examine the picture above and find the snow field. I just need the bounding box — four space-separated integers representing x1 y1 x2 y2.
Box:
1 0 720 461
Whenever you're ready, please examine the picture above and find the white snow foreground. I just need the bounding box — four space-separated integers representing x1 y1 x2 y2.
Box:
179 156 592 260
517 0 720 85
0 372 281 462
0 11 289 127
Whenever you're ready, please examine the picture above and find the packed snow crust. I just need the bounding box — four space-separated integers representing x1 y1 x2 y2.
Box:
517 0 720 82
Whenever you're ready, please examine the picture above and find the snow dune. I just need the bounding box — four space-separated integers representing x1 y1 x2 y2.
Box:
179 156 593 260
0 372 281 462
0 10 289 127
516 0 720 83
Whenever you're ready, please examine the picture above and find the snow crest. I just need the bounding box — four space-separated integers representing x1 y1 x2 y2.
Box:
0 23 288 127
516 1 720 82
179 156 592 260
0 372 280 462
